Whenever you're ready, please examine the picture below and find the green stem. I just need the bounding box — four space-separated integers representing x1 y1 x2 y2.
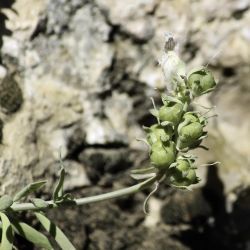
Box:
10 176 157 212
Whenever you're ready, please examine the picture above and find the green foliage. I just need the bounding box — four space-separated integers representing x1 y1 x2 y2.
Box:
11 218 53 249
150 141 176 169
0 212 13 250
159 102 184 126
0 195 13 211
187 67 217 96
145 124 173 145
53 164 65 203
13 181 47 202
168 158 199 187
0 151 75 248
53 152 75 204
35 212 76 250
31 198 50 209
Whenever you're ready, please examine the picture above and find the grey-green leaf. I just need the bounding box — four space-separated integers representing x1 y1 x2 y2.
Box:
31 198 49 209
13 181 47 202
11 219 53 249
35 212 76 250
149 109 159 117
53 157 65 202
131 167 156 175
0 195 13 211
130 173 156 180
0 212 14 250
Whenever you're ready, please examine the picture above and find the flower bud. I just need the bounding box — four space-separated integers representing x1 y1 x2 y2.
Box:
146 124 173 145
150 141 176 169
187 67 216 96
158 102 184 127
169 159 199 187
177 112 206 149
179 122 203 143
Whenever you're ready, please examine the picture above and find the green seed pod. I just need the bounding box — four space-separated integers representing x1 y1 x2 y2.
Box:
177 112 206 149
169 159 199 187
171 169 198 187
187 67 216 96
150 141 176 169
176 158 191 172
158 102 184 127
146 124 173 145
179 122 203 143
177 139 203 151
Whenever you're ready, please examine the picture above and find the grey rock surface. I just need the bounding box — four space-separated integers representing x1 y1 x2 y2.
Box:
0 0 250 249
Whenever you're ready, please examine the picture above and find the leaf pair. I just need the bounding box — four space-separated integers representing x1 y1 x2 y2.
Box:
53 152 75 204
11 217 53 249
0 213 54 250
35 212 76 250
53 159 65 203
13 181 47 203
0 181 47 211
0 212 76 250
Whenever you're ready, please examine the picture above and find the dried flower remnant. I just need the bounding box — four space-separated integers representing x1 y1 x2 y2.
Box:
132 35 218 212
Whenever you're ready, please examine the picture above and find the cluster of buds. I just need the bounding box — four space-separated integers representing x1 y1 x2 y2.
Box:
132 35 217 197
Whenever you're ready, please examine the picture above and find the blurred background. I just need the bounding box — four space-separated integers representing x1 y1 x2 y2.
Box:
0 0 250 249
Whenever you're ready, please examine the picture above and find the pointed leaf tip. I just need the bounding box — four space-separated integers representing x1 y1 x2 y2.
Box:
11 219 53 249
13 181 47 202
35 212 76 250
0 195 13 211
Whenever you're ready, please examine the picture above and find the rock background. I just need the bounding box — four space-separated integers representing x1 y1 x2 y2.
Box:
0 0 250 249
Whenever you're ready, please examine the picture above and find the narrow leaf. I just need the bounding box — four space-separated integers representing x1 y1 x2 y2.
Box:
31 198 49 209
35 212 76 250
0 212 14 250
149 109 158 117
11 219 53 249
170 184 192 191
53 156 65 202
130 173 156 180
0 195 13 211
13 181 47 202
131 167 156 174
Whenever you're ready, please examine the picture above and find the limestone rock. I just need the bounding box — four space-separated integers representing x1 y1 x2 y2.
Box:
0 0 250 248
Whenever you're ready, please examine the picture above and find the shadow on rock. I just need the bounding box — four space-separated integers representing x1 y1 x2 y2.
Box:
0 0 15 62
161 164 248 250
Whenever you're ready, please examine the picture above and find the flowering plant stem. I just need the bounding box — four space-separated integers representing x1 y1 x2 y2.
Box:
10 175 158 212
0 37 218 250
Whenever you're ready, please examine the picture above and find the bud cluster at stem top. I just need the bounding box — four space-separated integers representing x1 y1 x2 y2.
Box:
137 37 218 189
